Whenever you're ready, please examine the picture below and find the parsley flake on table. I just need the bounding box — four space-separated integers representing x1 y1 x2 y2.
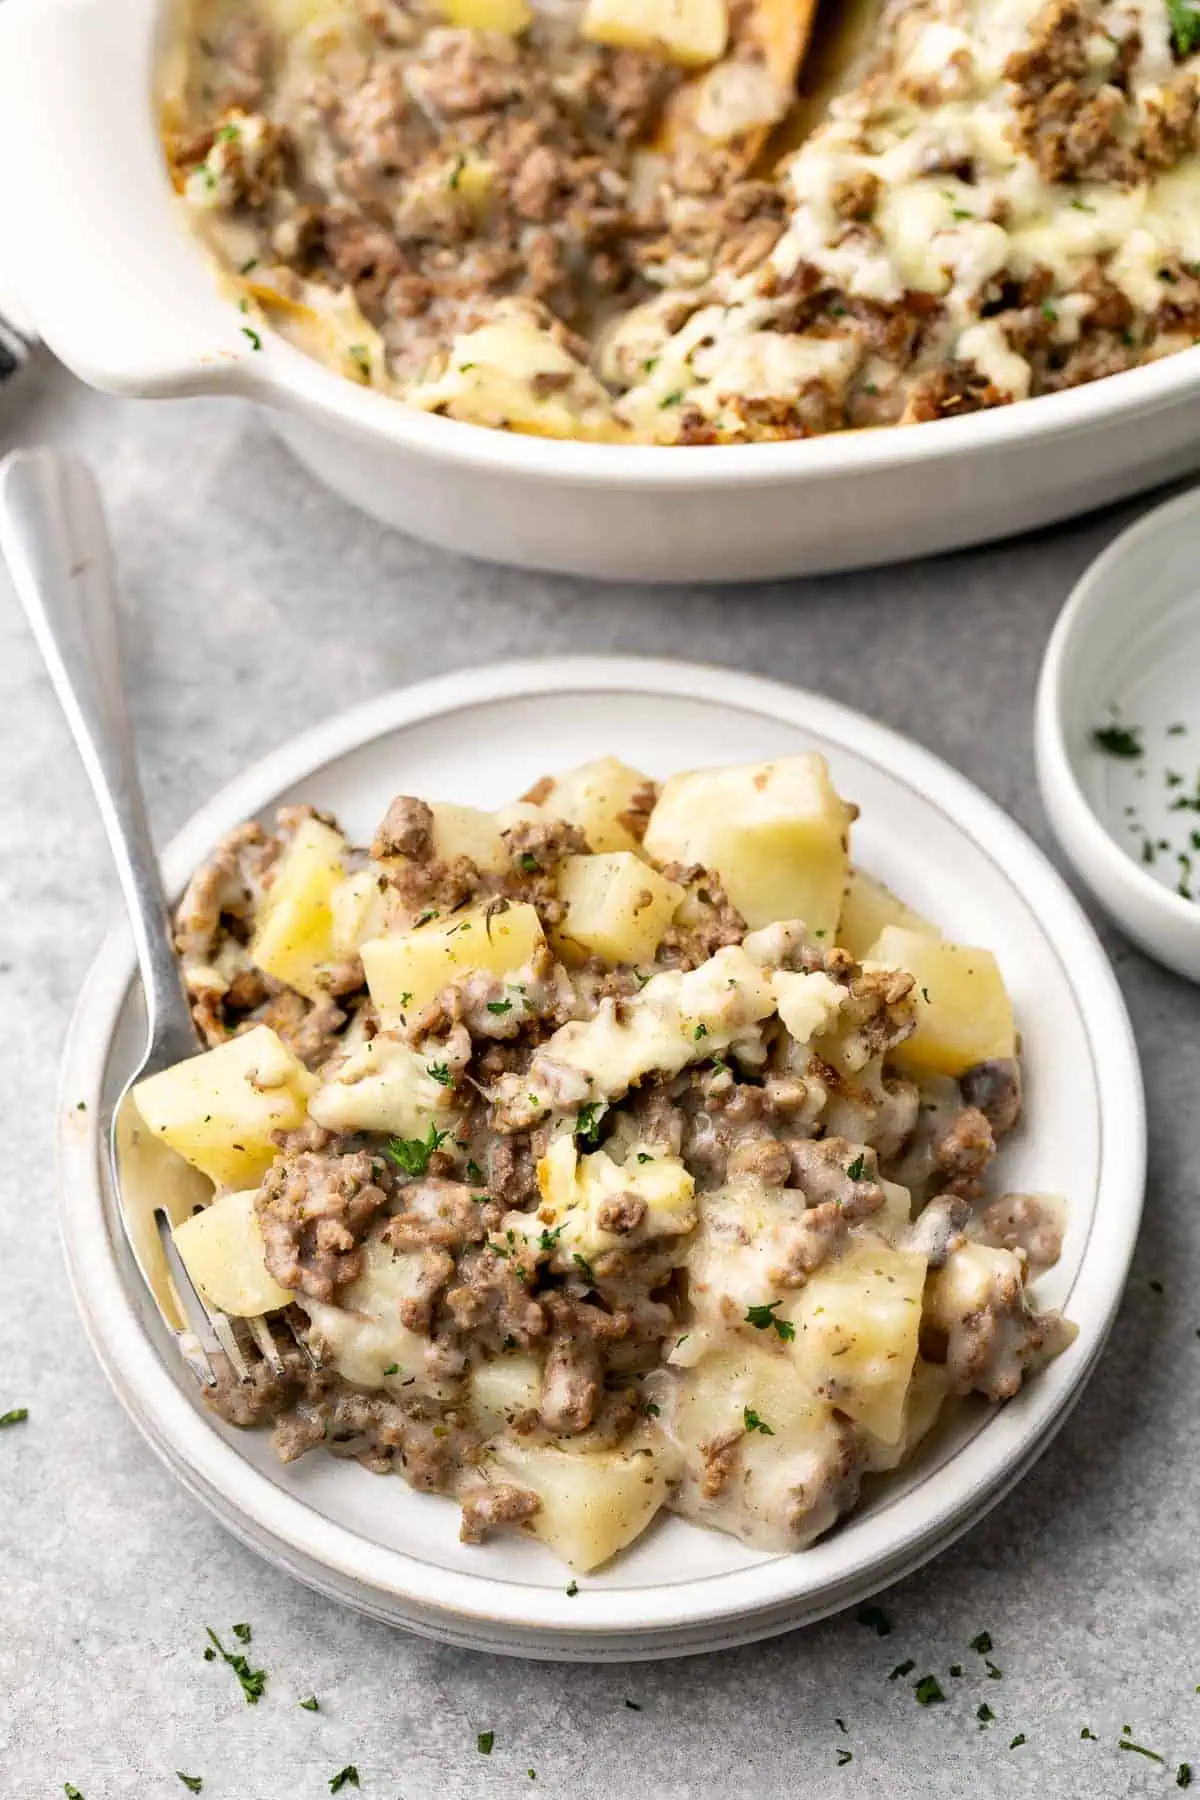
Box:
176 1777 203 1794
1081 1728 1098 1740
204 1627 266 1704
969 1631 993 1655
0 1407 28 1427
743 1406 774 1436
856 1605 891 1637
914 1675 945 1706
624 1699 643 1711
837 1750 853 1767
1091 723 1143 759
985 1660 1003 1679
977 1704 995 1726
1178 1762 1193 1787
744 1300 795 1341
1119 1737 1165 1764
300 1695 321 1712
888 1660 915 1681
64 1788 84 1799
1009 1734 1027 1750
231 1623 252 1643
478 1731 495 1755
385 1123 448 1176
329 1768 360 1793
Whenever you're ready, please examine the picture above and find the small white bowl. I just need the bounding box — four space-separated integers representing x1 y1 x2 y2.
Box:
58 658 1144 1657
1037 485 1200 982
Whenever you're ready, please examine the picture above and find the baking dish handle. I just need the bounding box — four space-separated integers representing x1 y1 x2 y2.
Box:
0 0 266 400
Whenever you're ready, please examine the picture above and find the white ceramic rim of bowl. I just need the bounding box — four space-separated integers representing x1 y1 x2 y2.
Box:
1035 484 1200 966
58 657 1146 1647
2 0 1200 488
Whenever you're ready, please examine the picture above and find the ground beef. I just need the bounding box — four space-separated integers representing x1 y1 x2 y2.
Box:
538 1331 603 1433
502 817 590 926
372 795 435 860
788 1136 886 1221
256 1148 392 1301
382 1179 498 1251
459 1481 541 1543
932 1106 996 1198
444 1245 547 1346
959 1059 1023 1136
655 863 747 969
979 1191 1064 1275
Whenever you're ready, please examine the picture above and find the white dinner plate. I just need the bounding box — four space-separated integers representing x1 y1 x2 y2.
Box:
57 658 1145 1659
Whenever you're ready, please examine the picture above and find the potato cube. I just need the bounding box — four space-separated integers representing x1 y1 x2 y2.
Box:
328 866 389 959
172 1189 293 1317
430 802 507 874
405 313 622 441
250 817 348 1000
787 1235 927 1444
133 1026 316 1189
442 0 531 30
860 1357 952 1473
487 1434 674 1570
300 1237 455 1398
642 755 854 935
519 1138 696 1264
582 0 728 66
533 758 655 854
554 853 684 966
360 900 545 1022
837 868 940 962
867 926 1016 1077
469 1353 543 1434
668 1345 851 1549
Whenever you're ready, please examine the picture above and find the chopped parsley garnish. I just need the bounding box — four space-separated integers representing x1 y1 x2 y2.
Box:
888 1660 915 1681
1170 722 1188 734
1178 1763 1193 1787
204 1627 266 1704
426 1062 453 1086
176 1778 203 1794
969 1631 993 1655
239 257 259 275
836 1749 853 1767
976 1704 995 1726
572 1252 596 1284
448 150 466 189
478 1732 495 1755
518 851 540 873
835 1718 847 1733
1009 1734 1027 1750
231 1623 251 1644
1091 723 1142 758
382 1364 401 1376
566 1580 579 1597
1081 1728 1098 1740
466 1159 484 1182
300 1695 320 1712
574 1102 605 1149
240 326 262 352
1119 1737 1165 1764
856 1605 891 1637
385 1123 449 1176
744 1300 796 1341
1168 0 1200 56
637 1152 653 1164
415 907 439 927
659 390 685 407
986 1660 1003 1679
645 1401 660 1417
0 1407 28 1428
348 344 371 382
693 1023 709 1040
538 1225 565 1251
487 999 513 1015
845 1154 867 1181
742 1406 774 1435
329 1768 360 1792
64 1789 84 1799
949 1664 963 1678
624 1699 642 1711
914 1675 945 1706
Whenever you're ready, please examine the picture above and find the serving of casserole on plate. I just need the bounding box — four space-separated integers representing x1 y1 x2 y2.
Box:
58 662 1143 1655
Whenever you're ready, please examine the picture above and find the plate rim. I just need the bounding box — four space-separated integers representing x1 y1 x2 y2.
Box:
57 656 1146 1648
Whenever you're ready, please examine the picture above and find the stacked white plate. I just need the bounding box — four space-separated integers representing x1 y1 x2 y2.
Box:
57 659 1145 1659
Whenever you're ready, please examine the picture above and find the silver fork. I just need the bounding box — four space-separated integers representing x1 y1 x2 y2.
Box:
0 446 302 1387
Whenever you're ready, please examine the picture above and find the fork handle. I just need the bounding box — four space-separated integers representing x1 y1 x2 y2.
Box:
0 447 197 1066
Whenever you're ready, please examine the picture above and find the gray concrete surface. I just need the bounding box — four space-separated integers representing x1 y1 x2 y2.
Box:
1 355 1197 1800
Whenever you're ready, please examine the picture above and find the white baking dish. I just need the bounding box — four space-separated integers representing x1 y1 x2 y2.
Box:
4 0 1200 581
